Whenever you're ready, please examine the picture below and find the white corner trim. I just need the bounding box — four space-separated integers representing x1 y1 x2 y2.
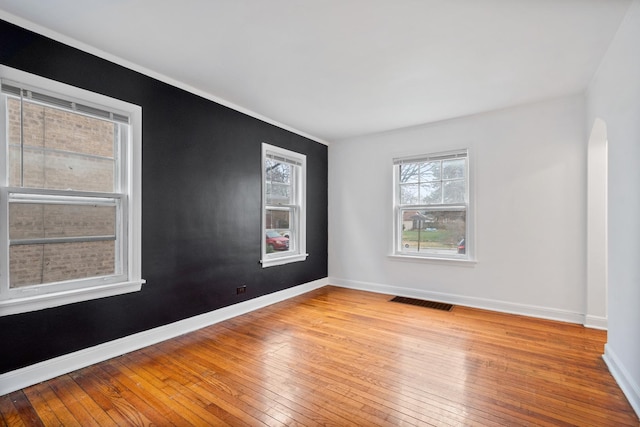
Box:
584 314 608 330
329 277 586 325
603 344 640 420
0 277 328 397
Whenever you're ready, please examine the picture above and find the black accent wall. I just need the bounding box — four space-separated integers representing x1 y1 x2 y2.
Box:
0 19 328 374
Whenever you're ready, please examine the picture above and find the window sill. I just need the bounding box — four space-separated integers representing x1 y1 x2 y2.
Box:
0 279 145 316
261 253 309 268
388 254 477 267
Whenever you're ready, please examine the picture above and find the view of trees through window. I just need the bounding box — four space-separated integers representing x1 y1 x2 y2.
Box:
399 159 465 205
396 153 468 257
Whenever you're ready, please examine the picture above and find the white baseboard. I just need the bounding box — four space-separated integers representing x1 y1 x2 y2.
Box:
0 277 328 397
603 344 640 420
329 277 586 325
584 314 608 330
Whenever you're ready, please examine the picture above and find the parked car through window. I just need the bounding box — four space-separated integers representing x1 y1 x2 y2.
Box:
266 230 289 252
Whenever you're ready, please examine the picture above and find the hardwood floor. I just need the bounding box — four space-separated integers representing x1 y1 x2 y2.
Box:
1 286 638 426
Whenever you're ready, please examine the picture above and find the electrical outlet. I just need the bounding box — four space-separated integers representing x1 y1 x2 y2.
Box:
236 285 247 295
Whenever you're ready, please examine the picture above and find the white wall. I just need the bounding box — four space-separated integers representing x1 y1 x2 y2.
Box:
587 0 640 416
586 119 608 329
329 95 587 322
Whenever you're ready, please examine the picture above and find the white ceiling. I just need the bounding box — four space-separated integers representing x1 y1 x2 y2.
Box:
0 0 632 143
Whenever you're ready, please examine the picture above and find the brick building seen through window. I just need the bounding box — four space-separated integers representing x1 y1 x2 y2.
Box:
7 97 119 287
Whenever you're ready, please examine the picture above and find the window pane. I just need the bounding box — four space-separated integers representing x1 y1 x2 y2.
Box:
9 241 116 288
266 159 291 183
443 180 466 203
265 209 291 253
8 99 118 192
266 182 291 205
8 145 21 187
400 183 419 204
9 203 116 240
6 98 21 145
7 98 22 186
419 161 441 182
265 159 293 204
420 183 442 204
399 163 420 183
442 159 465 180
265 208 291 231
400 209 466 255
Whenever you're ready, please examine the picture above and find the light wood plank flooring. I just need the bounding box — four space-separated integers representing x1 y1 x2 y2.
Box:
1 286 638 426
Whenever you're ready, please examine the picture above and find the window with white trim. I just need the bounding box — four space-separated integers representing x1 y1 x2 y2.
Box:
261 143 307 267
0 66 144 316
393 150 470 259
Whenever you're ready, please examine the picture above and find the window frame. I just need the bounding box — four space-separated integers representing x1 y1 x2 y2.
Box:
261 143 307 268
0 65 144 316
392 149 474 262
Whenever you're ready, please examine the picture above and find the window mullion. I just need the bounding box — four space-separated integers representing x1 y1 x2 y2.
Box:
10 235 117 246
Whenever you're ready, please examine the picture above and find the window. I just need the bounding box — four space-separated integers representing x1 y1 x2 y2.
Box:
0 66 144 316
393 149 470 260
261 143 307 267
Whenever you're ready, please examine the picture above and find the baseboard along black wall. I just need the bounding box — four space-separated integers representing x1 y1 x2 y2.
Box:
0 19 328 374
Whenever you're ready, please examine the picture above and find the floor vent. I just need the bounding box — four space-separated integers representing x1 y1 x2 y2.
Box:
390 296 453 311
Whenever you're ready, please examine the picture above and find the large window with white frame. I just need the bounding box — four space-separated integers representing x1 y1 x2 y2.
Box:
261 143 307 268
0 65 144 316
393 149 470 260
